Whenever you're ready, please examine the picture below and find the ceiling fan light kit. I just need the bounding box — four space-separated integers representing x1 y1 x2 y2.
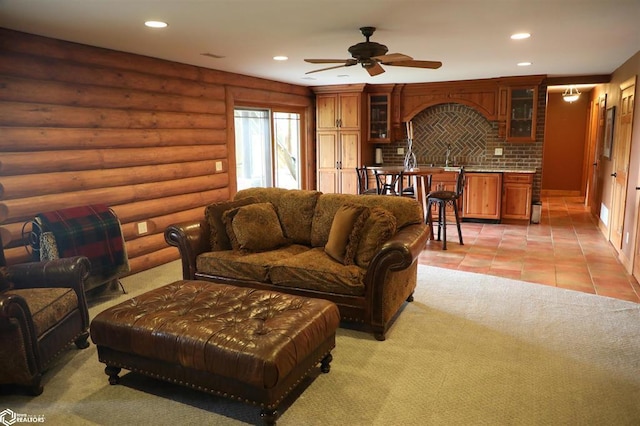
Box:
305 26 442 76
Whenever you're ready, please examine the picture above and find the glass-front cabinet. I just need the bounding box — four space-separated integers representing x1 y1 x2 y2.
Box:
368 94 390 143
507 87 537 142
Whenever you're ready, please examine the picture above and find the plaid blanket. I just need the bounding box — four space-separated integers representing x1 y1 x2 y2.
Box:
35 204 127 279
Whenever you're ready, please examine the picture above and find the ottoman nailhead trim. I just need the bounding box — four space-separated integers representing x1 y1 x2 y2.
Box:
100 346 334 409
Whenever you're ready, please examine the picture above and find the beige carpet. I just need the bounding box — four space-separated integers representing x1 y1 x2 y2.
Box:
3 261 639 425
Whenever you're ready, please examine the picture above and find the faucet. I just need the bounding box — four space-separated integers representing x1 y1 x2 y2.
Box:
445 144 451 167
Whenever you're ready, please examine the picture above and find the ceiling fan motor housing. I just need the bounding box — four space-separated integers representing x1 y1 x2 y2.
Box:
348 41 388 65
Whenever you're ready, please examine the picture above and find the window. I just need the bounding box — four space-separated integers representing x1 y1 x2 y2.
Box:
234 108 301 190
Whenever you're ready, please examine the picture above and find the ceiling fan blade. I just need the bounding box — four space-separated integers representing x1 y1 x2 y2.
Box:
386 60 443 69
373 52 413 63
366 62 385 76
304 59 351 64
305 63 351 74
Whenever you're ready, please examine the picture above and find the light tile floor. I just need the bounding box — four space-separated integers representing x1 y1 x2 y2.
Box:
419 197 640 303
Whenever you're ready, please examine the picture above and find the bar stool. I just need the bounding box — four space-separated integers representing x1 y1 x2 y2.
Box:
374 170 403 195
356 166 378 195
426 167 465 250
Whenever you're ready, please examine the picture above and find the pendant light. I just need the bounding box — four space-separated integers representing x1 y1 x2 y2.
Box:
562 86 581 103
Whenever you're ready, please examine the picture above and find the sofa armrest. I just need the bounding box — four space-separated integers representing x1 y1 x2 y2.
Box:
368 224 429 274
165 219 211 280
364 223 429 339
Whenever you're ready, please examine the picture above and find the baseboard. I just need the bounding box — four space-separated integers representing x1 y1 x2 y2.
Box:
540 189 582 197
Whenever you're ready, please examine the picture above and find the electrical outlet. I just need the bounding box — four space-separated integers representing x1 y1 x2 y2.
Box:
494 148 503 156
215 161 223 172
137 221 148 234
397 147 404 155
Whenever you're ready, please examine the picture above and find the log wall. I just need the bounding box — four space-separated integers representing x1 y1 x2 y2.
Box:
0 29 313 275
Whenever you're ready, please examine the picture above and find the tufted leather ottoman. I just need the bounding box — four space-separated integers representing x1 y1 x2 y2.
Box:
90 280 340 425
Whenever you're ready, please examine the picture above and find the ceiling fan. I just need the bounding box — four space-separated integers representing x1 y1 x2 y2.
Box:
304 26 442 77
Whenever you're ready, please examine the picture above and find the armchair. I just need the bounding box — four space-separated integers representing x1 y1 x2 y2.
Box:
0 238 91 395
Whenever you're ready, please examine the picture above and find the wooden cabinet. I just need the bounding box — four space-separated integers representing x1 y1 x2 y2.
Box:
506 86 537 142
368 93 390 143
314 87 366 194
463 173 502 220
316 92 361 130
502 173 533 220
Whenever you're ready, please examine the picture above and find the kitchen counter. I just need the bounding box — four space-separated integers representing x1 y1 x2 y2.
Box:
370 165 536 174
444 166 535 174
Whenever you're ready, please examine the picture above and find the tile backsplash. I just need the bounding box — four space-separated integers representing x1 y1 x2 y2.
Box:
377 95 545 201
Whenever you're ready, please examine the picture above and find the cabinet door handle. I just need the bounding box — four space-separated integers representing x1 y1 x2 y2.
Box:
611 172 617 177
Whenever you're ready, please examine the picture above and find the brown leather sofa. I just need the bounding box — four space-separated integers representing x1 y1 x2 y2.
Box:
165 187 429 340
0 240 91 395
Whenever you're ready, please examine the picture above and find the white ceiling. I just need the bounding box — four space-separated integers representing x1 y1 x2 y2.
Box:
1 0 639 87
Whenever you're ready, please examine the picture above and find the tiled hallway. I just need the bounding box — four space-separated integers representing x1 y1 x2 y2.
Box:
419 197 640 303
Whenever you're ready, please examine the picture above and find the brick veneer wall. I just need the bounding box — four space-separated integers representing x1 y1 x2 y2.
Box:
379 85 546 202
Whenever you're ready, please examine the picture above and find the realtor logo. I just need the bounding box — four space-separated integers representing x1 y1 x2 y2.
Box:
0 410 16 426
0 409 45 425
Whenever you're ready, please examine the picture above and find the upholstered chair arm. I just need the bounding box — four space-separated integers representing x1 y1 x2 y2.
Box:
6 256 91 328
7 257 91 290
0 292 41 386
165 219 210 280
0 293 33 329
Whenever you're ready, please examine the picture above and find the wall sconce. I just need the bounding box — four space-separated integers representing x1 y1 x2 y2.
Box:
562 86 581 103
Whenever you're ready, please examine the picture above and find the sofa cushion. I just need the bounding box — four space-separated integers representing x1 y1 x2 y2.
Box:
325 204 370 265
356 207 397 268
311 194 422 247
196 244 310 282
222 202 290 253
234 187 321 245
204 197 259 251
269 248 366 296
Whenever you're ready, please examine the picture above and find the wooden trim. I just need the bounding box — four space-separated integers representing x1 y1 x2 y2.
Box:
540 189 582 197
545 75 611 86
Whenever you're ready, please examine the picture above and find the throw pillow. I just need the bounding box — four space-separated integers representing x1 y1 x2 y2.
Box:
222 202 290 252
325 204 370 265
355 207 397 269
204 197 258 251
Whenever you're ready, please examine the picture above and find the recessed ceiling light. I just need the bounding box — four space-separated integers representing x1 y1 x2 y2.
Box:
517 62 532 67
273 56 288 61
145 21 168 28
511 33 531 40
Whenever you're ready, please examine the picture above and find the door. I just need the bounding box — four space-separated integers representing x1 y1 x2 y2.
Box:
590 95 607 218
316 132 338 193
338 93 361 129
463 173 502 220
609 80 635 249
634 179 640 282
339 131 360 194
317 95 338 130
